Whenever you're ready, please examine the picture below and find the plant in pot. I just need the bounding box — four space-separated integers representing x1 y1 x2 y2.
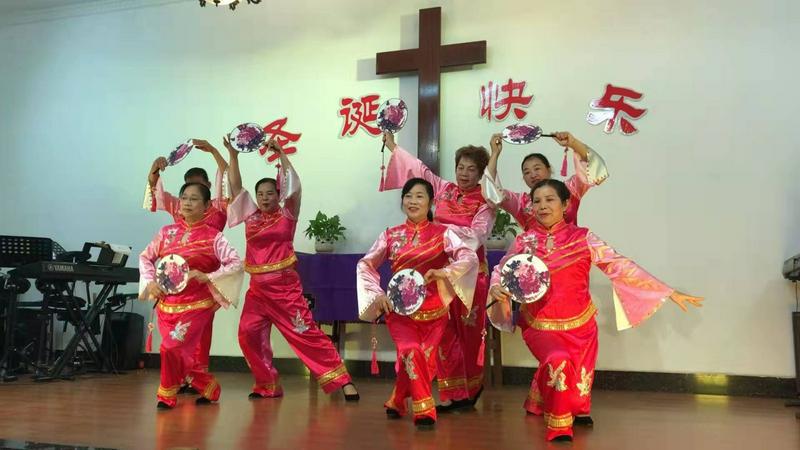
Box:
487 209 520 250
304 211 346 253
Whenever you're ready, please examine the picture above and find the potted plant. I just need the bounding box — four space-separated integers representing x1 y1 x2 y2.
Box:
487 209 520 250
304 211 346 253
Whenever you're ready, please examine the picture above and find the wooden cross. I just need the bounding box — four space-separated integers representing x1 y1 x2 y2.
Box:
376 7 486 174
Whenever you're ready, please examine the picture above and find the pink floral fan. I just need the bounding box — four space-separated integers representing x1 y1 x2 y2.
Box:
499 254 550 303
166 140 194 166
229 122 267 153
376 98 408 134
501 123 555 145
155 254 190 295
386 268 426 316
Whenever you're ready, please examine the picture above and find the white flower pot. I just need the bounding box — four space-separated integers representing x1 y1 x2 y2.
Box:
314 239 335 253
486 234 508 250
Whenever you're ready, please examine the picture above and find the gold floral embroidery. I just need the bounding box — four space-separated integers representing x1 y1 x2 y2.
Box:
528 384 543 404
291 310 309 333
576 367 593 397
169 321 191 342
423 345 434 361
547 361 568 392
402 353 418 381
388 230 408 259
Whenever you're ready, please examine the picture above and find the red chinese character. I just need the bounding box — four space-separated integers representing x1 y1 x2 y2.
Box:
480 81 499 120
494 78 533 121
480 79 533 121
338 94 381 137
261 117 301 162
587 84 647 135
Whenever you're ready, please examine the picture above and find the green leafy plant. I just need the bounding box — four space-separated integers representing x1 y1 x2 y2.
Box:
304 211 346 242
492 209 521 238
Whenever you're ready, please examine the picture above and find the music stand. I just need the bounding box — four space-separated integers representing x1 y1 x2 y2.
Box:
0 236 53 268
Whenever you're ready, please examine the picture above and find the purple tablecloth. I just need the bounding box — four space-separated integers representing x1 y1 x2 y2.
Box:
295 250 505 322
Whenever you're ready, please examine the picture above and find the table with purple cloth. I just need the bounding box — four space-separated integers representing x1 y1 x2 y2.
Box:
294 250 507 385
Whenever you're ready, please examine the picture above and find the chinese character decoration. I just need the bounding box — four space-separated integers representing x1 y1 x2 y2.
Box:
480 78 533 121
339 94 382 137
260 117 301 164
586 84 647 135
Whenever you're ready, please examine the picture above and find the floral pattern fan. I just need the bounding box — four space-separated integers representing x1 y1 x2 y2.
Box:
499 254 550 303
155 254 190 294
376 98 409 191
229 123 267 153
166 140 194 166
501 123 555 145
386 268 427 315
376 98 408 134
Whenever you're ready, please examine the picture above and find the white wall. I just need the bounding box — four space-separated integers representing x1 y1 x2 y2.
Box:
1 0 798 377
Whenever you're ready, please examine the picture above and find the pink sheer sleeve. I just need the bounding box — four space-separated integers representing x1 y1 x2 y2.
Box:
481 173 527 225
381 146 450 196
214 168 227 203
279 164 302 221
356 231 389 321
153 178 181 217
486 238 522 332
211 168 230 211
588 232 673 330
137 232 161 298
207 234 244 309
226 190 259 228
439 228 479 311
469 203 495 247
565 147 609 200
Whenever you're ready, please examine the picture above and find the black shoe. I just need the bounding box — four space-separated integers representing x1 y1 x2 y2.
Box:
249 392 264 400
342 383 360 402
574 415 594 427
435 398 472 413
178 384 190 394
414 417 435 429
156 401 172 410
195 397 213 405
386 408 402 419
185 386 200 395
470 386 485 406
552 435 573 442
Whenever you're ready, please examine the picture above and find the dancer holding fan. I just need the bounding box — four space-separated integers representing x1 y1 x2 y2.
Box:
487 179 702 442
143 138 232 393
484 126 609 227
225 136 359 401
357 177 478 428
381 130 494 411
138 182 244 409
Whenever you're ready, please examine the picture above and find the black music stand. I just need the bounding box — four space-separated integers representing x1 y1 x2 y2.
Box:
0 236 53 268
